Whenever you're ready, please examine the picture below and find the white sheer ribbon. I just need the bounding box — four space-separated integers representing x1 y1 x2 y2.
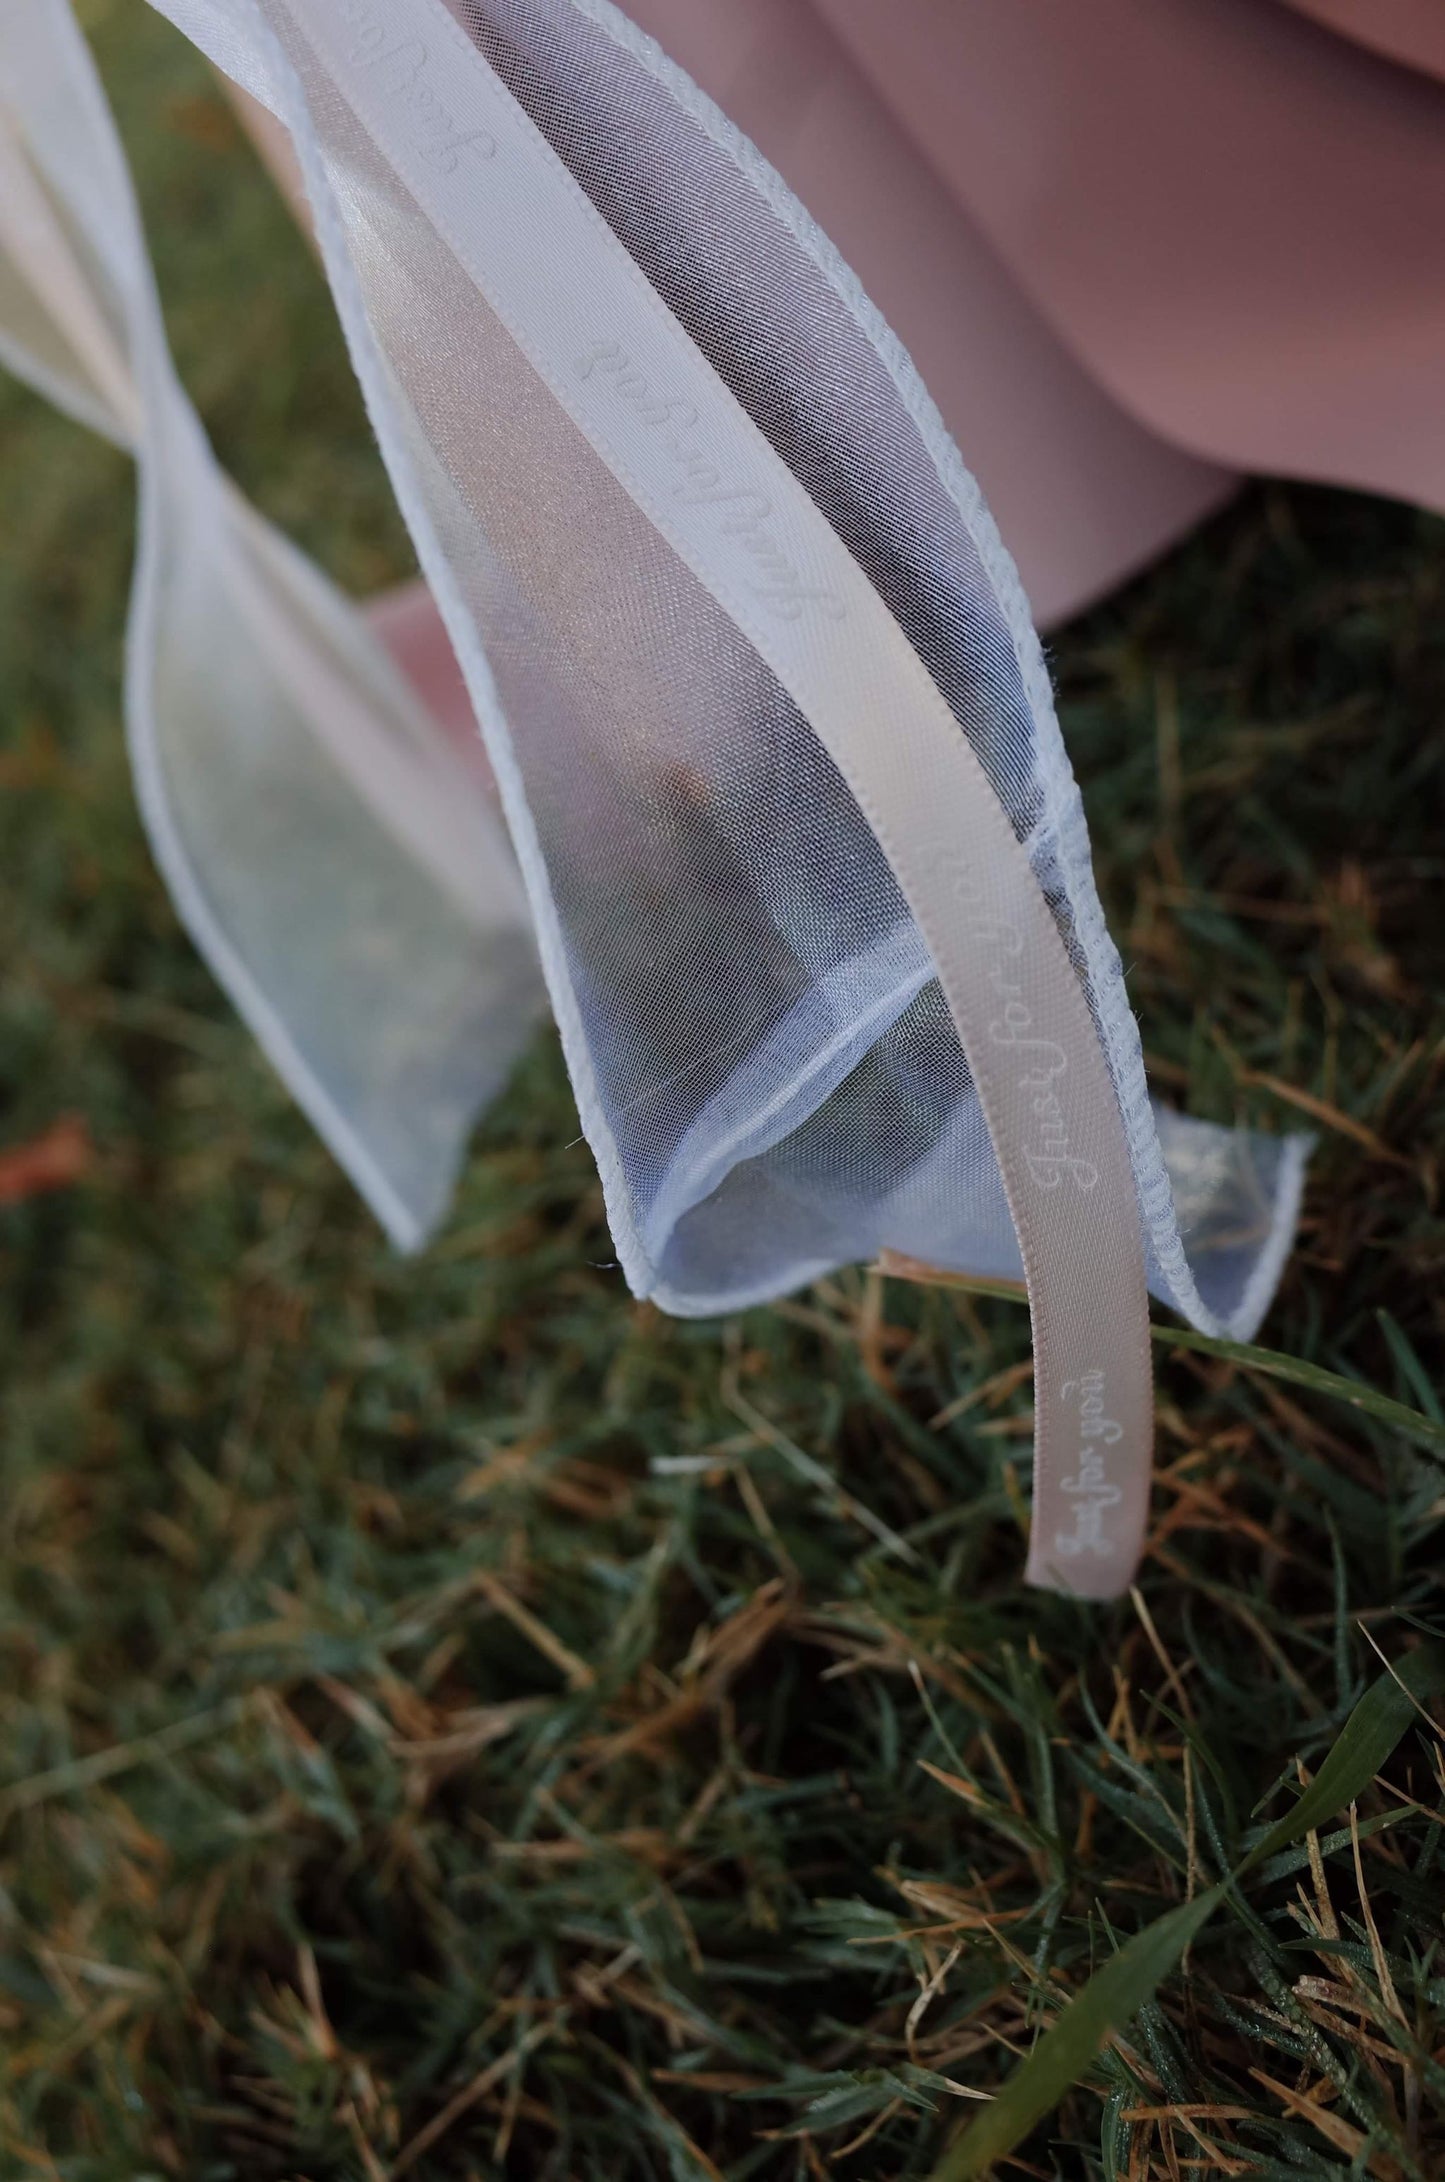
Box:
0 0 543 1248
0 0 1312 1595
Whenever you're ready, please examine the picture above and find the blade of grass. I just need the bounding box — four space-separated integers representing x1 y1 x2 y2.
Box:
1151 1327 1445 1459
877 1261 1445 1460
930 1648 1445 2180
1375 1308 1444 1426
1244 1644 1443 1867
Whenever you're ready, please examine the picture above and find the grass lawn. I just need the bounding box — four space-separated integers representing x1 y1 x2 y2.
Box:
2 4 1443 2175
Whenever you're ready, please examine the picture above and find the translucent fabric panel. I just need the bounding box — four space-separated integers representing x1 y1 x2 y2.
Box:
0 1 542 1244
144 0 1302 1332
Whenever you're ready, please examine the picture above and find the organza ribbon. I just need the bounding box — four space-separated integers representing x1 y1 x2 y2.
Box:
0 0 1314 1594
278 0 1156 1588
0 0 543 1249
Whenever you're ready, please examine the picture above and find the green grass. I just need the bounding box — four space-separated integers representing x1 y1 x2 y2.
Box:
2 4 1444 2176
